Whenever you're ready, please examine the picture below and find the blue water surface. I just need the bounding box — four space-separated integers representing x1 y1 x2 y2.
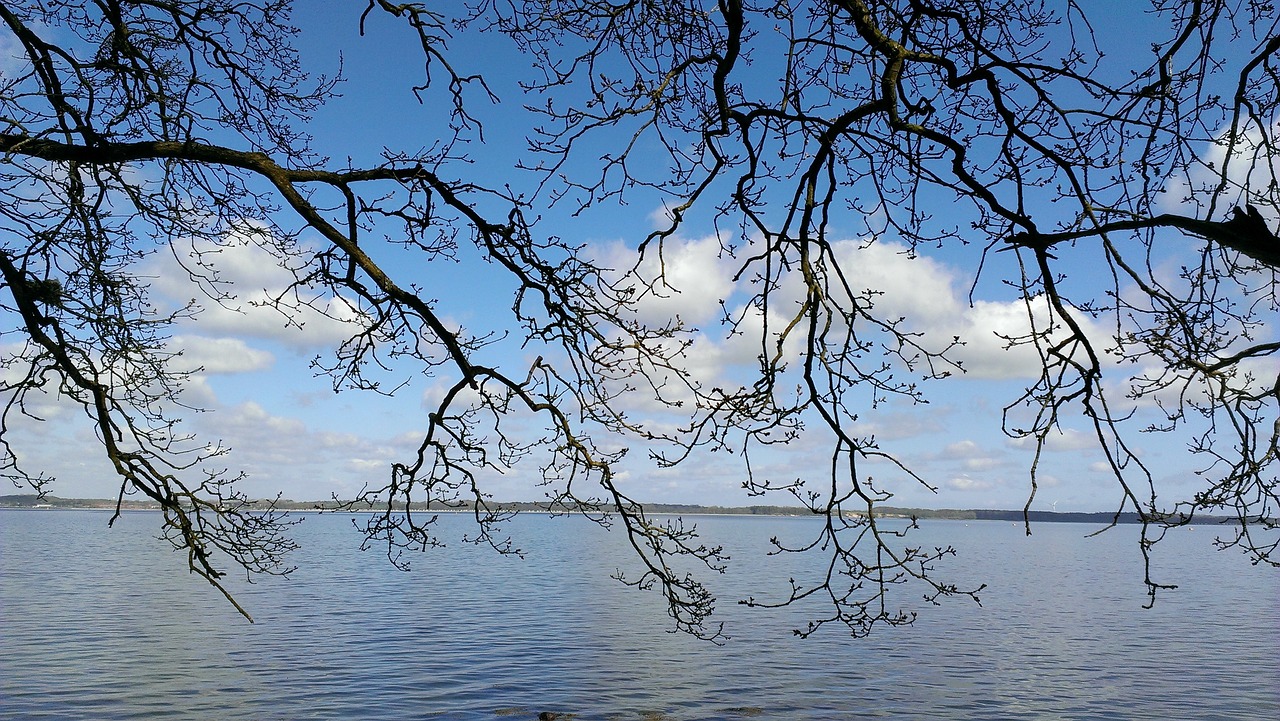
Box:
1 509 1276 720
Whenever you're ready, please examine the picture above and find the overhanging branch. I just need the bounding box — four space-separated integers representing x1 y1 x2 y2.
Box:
1009 206 1280 269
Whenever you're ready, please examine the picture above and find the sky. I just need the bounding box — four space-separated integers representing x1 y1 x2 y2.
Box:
2 2 1274 514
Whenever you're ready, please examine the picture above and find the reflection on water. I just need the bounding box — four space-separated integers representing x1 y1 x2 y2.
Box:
1 510 1276 720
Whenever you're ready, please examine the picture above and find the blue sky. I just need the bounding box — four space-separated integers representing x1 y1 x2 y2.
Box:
2 2 1273 513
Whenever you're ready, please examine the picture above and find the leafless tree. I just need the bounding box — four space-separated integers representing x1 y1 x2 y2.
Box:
2 0 1275 638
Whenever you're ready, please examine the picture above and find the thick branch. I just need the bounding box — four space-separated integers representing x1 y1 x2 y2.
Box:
1010 206 1280 268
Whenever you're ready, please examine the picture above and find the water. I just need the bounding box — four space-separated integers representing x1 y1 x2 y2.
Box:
1 509 1276 720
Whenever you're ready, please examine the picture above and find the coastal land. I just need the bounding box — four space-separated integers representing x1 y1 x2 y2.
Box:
0 494 1241 526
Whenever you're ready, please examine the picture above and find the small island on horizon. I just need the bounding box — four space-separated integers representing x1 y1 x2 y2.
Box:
0 493 1244 526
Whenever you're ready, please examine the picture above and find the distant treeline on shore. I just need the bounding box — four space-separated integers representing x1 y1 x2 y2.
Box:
0 494 1246 526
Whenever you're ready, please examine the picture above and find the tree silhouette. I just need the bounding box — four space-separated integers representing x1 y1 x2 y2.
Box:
2 0 1276 638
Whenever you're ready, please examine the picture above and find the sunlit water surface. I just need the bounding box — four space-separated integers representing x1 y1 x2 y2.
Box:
1 509 1276 720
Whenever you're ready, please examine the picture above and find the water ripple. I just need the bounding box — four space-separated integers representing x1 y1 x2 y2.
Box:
2 511 1277 720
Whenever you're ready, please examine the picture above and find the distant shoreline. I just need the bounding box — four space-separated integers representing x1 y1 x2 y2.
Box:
0 494 1245 526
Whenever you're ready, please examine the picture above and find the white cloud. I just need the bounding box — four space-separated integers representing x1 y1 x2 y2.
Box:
827 239 962 327
167 335 274 374
962 457 1002 471
1162 114 1280 219
1036 474 1063 489
606 231 1111 388
176 375 219 408
647 204 679 229
822 238 1080 379
587 231 1120 460
933 439 1008 473
941 440 983 458
946 474 995 491
953 298 1055 379
602 234 736 328
0 344 70 421
191 400 417 498
146 231 365 349
1005 427 1096 452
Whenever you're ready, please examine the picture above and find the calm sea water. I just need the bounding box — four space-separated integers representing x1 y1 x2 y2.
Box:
1 509 1276 720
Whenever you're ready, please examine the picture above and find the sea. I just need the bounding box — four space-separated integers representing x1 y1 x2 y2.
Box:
1 509 1276 720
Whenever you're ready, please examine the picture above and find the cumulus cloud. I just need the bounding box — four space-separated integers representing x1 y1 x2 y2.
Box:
940 439 983 458
599 234 736 328
827 239 962 327
168 335 274 374
824 240 1109 380
145 231 365 349
603 229 1107 389
1161 114 1280 220
962 457 1002 471
0 343 71 421
945 474 995 492
932 439 1009 473
954 298 1053 379
191 400 418 498
1005 427 1096 452
171 374 219 409
584 228 1125 463
647 203 679 229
